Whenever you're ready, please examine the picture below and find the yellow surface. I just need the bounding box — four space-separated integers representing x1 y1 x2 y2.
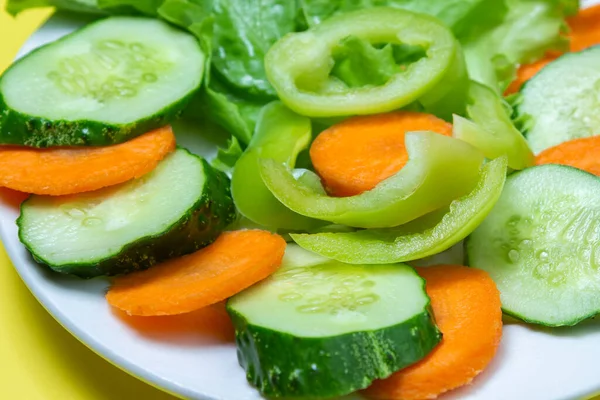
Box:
0 3 174 399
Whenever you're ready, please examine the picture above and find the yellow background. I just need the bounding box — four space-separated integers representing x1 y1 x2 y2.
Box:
0 2 599 400
0 2 174 399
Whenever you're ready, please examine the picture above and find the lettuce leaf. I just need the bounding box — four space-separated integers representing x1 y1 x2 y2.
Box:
300 0 493 34
211 136 243 175
461 0 578 91
210 0 300 98
178 17 264 145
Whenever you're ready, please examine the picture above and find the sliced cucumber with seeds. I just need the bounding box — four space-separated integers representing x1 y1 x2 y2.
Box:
227 244 441 399
514 46 600 154
467 165 600 326
18 148 235 278
0 16 204 147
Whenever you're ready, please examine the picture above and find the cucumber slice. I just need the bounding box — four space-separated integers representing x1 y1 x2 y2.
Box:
0 17 204 147
227 245 441 398
514 46 600 154
17 149 235 278
466 165 600 326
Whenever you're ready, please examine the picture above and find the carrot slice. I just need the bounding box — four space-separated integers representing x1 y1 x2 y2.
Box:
310 111 452 197
113 302 235 342
535 136 600 176
106 230 287 316
569 4 600 52
364 265 502 400
0 126 176 196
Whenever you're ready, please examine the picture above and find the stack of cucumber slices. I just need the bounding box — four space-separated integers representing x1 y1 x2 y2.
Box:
3 2 600 400
2 17 236 278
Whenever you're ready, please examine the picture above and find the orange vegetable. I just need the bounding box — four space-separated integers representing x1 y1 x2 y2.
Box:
310 111 452 197
107 230 287 316
535 136 600 176
364 265 502 400
0 126 176 196
113 302 235 343
569 4 600 52
506 4 600 94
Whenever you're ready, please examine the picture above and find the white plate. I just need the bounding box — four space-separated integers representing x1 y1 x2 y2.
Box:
3 3 600 400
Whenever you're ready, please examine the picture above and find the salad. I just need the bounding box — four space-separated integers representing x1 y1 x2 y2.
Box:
1 0 599 399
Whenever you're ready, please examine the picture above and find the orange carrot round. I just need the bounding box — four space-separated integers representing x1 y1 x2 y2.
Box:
535 136 600 176
310 111 452 197
0 126 176 196
364 265 502 400
106 230 287 316
568 4 600 52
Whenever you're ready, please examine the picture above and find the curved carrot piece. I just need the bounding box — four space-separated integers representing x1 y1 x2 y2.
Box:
106 230 287 316
310 111 452 197
364 265 502 400
506 4 600 95
569 4 600 52
0 126 176 196
536 136 600 176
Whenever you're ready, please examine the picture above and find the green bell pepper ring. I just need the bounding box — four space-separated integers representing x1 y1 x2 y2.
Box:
264 7 460 117
453 81 534 170
231 102 324 230
290 156 507 264
259 131 484 229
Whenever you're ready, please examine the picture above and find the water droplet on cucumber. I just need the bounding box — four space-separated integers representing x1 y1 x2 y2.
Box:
537 250 549 260
82 217 102 227
278 292 302 302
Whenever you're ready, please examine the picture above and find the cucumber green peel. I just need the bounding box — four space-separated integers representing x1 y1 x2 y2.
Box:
231 102 324 230
260 131 484 229
291 156 507 264
264 7 463 118
453 81 534 170
227 244 441 398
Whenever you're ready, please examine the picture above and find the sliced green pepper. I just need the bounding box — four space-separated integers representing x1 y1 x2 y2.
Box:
264 7 461 117
290 156 507 264
453 81 534 170
259 131 484 229
231 102 324 230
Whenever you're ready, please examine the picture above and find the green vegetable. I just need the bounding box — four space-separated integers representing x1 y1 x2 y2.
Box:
210 0 299 98
211 136 243 175
300 0 493 33
260 131 484 229
461 0 578 91
467 164 600 327
17 149 236 278
264 7 463 118
6 0 102 15
165 15 263 145
291 156 507 264
227 244 441 398
514 46 600 154
329 35 468 120
453 81 534 169
231 102 324 230
0 17 204 147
